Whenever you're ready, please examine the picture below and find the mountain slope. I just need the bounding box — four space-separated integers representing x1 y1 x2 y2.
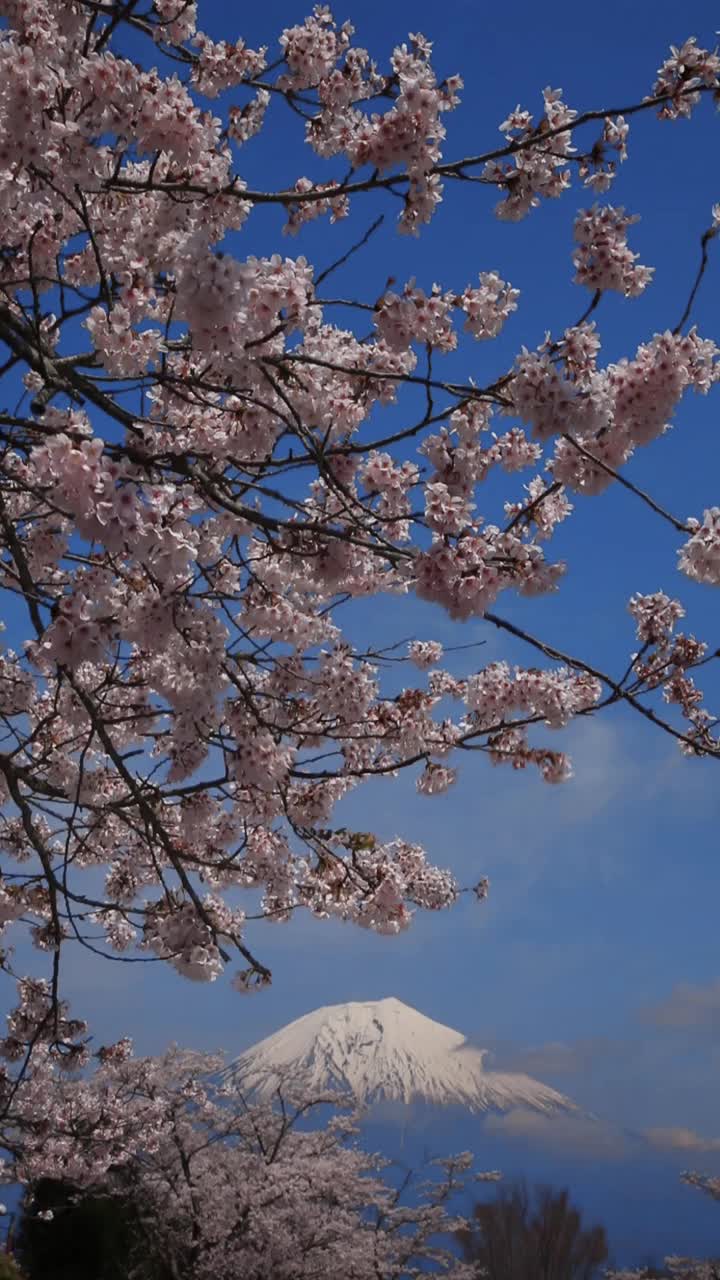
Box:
226 997 574 1114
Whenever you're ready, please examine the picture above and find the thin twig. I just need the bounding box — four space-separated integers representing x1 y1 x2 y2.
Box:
315 215 384 287
674 224 718 334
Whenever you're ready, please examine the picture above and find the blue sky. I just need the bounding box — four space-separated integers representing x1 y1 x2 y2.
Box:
4 0 720 1260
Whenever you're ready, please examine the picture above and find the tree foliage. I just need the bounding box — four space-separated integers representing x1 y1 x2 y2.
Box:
7 1046 476 1280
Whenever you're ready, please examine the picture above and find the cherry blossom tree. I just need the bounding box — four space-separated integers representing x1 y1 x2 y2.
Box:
9 1043 479 1279
0 0 718 1148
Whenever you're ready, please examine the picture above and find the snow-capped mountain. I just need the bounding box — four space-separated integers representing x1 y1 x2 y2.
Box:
226 997 574 1114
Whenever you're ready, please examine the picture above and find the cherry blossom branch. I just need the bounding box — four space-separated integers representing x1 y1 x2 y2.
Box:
483 611 719 758
674 220 719 333
561 434 691 533
102 84 718 210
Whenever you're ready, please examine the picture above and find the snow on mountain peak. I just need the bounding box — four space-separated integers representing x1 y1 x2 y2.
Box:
226 997 574 1114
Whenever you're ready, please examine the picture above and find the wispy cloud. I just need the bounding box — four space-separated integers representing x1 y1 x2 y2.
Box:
484 1109 627 1159
485 1038 613 1078
641 979 720 1032
642 1126 720 1153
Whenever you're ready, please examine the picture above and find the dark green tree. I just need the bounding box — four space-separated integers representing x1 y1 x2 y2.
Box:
14 1178 147 1280
0 1252 24 1280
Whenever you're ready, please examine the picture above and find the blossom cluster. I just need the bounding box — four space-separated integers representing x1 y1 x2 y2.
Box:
508 328 719 493
483 88 578 221
628 593 715 754
375 272 519 351
573 205 654 296
679 508 720 585
650 36 720 119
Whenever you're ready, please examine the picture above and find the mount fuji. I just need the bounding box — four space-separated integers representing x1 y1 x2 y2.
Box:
226 997 575 1114
224 1000 720 1264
